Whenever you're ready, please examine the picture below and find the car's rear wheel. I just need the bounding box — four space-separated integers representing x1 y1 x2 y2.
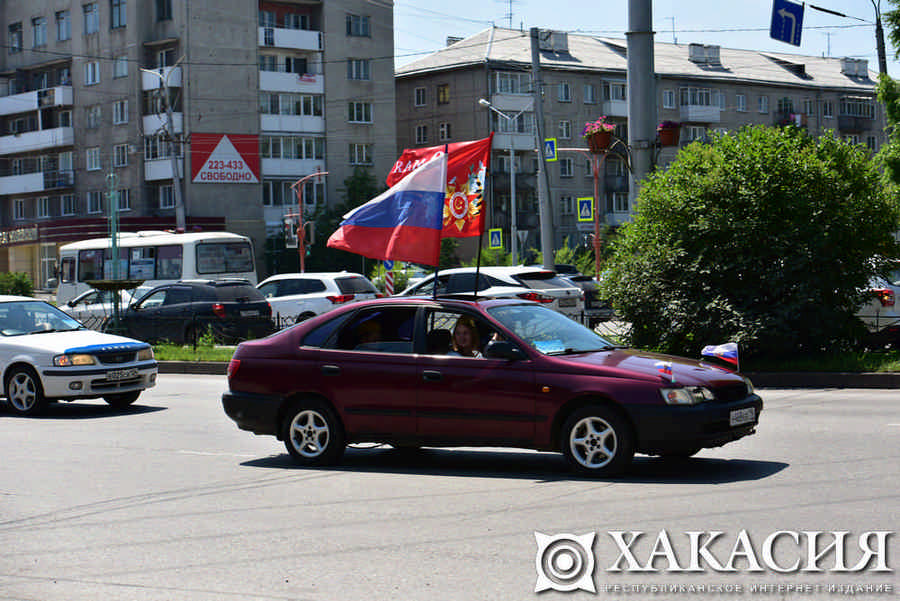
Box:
5 366 48 416
561 405 634 477
295 312 316 324
282 400 345 466
104 391 141 408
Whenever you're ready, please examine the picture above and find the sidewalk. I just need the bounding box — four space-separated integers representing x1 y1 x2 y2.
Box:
157 361 900 388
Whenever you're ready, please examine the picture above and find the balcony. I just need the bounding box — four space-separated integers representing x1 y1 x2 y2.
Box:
259 70 323 94
0 126 73 155
838 115 873 133
258 27 322 51
0 86 73 117
144 158 183 182
260 114 324 133
601 99 628 118
0 169 74 195
142 112 184 135
261 159 324 177
141 66 182 91
679 105 721 123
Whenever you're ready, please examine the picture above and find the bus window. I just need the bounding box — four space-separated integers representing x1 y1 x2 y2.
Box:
60 257 76 283
157 245 183 279
103 247 128 279
78 250 104 281
196 242 253 275
129 247 156 279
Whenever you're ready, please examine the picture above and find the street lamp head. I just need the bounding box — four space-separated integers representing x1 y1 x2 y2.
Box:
478 98 491 108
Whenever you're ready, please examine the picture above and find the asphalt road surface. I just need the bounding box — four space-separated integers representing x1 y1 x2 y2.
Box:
1 376 898 601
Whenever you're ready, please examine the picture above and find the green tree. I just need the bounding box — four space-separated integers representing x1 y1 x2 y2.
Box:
601 125 900 358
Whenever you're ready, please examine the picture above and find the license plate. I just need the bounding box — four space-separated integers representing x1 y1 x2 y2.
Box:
107 368 138 381
240 310 259 317
558 298 576 307
729 407 755 427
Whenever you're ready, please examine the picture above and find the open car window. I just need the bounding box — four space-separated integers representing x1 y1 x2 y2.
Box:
328 307 417 353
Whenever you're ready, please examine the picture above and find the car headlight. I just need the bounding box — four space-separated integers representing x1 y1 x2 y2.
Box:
53 353 96 367
137 347 155 361
660 387 715 405
742 376 754 395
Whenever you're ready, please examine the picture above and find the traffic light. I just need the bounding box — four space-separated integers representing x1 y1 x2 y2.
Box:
283 217 298 248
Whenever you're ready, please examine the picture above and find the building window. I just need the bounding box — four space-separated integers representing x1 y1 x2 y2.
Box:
85 61 100 85
680 87 711 106
736 94 747 112
415 124 428 145
491 112 533 134
823 100 834 118
8 23 23 54
284 14 309 30
867 136 878 151
62 194 77 216
346 14 370 37
662 89 675 109
560 195 574 215
157 48 175 68
439 122 451 141
803 98 814 115
118 189 131 211
349 144 373 165
758 95 769 114
840 97 875 119
612 192 628 213
114 144 128 167
604 81 627 101
13 199 26 221
348 102 372 123
32 17 47 48
437 84 450 104
260 135 324 159
557 82 571 102
87 191 103 214
258 11 276 27
38 197 51 219
83 3 99 34
156 0 172 21
716 90 726 110
56 11 71 41
558 120 571 139
159 185 175 209
86 147 101 171
685 125 707 142
560 157 573 178
584 84 597 104
347 59 370 80
494 71 532 95
111 0 126 28
113 99 128 124
414 87 426 107
776 97 794 114
86 105 102 128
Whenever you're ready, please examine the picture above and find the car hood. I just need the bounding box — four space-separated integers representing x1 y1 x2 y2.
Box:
5 329 149 354
556 348 745 387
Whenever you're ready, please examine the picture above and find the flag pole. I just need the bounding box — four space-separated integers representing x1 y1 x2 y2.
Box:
433 143 450 301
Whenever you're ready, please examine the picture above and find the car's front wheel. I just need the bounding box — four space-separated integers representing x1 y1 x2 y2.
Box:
561 405 634 477
104 391 141 408
5 366 48 416
282 400 345 466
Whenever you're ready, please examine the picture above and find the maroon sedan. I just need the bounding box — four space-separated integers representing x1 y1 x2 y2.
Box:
222 298 762 476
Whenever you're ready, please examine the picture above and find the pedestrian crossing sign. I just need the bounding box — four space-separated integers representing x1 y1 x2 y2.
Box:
543 138 557 162
488 228 503 250
577 197 594 222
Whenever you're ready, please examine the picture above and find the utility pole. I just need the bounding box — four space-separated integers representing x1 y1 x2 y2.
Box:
626 0 657 209
530 27 555 271
873 0 889 75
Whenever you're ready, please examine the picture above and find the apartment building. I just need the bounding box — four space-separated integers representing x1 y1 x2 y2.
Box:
0 0 395 287
396 27 884 251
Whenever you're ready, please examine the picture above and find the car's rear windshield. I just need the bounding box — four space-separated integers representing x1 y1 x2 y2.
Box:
514 272 574 290
214 284 266 302
336 276 377 295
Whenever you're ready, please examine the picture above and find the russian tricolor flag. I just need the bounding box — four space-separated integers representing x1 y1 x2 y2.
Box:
701 342 739 367
327 153 447 266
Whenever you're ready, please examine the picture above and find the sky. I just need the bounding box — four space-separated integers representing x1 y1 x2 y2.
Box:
393 0 900 77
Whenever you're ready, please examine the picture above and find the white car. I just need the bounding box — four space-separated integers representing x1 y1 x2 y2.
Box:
857 269 900 347
61 287 150 328
398 266 585 320
0 296 158 416
257 272 382 326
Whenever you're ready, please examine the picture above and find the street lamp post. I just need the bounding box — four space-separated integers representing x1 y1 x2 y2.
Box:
141 57 186 233
478 98 533 265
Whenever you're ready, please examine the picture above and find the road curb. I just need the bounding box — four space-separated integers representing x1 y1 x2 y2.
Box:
156 362 900 388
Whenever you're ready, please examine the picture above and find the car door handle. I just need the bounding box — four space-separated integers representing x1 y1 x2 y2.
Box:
423 370 442 382
321 365 341 376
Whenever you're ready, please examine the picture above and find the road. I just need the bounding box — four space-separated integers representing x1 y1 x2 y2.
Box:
0 376 898 601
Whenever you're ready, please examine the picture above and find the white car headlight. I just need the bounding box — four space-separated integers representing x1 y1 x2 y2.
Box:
660 387 715 405
137 347 154 361
53 353 96 367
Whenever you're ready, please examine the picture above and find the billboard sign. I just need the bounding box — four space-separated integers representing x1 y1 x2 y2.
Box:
191 134 260 184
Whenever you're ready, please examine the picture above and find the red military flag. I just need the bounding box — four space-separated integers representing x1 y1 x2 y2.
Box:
386 135 492 239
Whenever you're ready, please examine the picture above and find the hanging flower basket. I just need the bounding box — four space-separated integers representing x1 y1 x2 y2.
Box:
586 130 613 153
657 121 681 147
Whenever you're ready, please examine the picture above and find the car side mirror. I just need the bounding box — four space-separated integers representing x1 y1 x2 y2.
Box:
46 278 58 289
484 340 527 361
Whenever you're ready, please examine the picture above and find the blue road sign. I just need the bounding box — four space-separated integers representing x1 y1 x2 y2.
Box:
770 0 804 46
488 228 503 250
543 138 558 162
577 197 594 223
383 260 394 270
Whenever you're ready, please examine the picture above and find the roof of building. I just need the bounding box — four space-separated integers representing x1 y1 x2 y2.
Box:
396 27 877 93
